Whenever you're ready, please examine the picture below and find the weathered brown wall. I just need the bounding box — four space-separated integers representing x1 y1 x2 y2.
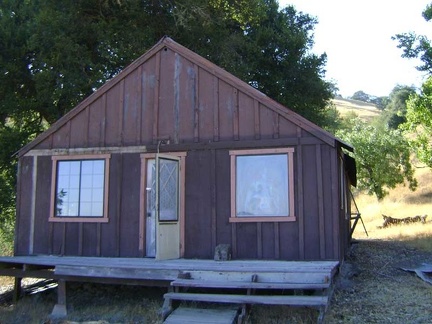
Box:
15 43 349 260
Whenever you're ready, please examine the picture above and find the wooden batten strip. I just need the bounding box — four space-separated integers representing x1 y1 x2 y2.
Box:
231 223 237 259
14 160 22 254
174 53 180 144
257 223 262 259
78 223 83 256
213 77 219 141
194 64 199 142
254 100 260 140
49 223 53 255
152 51 161 145
29 156 37 255
330 151 340 259
273 112 280 139
84 106 90 148
297 127 305 259
97 223 101 257
116 155 123 257
233 88 239 140
210 150 217 253
67 120 71 147
316 145 325 259
274 223 280 259
101 93 107 146
61 223 66 255
119 79 125 146
137 65 143 144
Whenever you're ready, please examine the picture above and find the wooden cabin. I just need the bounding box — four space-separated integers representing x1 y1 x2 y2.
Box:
13 37 355 262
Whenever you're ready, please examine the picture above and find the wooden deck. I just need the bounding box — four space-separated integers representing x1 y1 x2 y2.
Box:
0 256 339 323
0 255 338 282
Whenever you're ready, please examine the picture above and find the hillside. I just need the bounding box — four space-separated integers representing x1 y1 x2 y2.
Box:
332 98 381 122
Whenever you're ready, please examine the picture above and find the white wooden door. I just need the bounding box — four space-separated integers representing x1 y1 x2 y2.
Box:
155 155 180 260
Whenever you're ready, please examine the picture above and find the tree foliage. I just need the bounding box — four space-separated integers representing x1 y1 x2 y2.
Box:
393 3 432 74
381 85 416 129
402 77 432 167
337 120 417 200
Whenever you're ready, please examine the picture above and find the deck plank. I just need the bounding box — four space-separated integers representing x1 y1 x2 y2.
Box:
171 279 330 290
164 292 328 306
164 307 238 324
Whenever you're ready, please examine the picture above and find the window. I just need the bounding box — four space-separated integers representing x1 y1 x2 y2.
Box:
49 155 110 222
229 148 295 222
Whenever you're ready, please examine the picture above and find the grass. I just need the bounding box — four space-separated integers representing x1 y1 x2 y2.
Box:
352 165 432 252
332 98 381 123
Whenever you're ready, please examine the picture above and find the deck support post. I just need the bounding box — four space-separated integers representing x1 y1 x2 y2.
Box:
50 279 67 319
12 277 22 303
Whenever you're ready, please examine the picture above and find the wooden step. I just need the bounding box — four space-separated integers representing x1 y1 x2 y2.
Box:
171 279 330 290
164 292 328 307
182 270 330 284
164 307 238 324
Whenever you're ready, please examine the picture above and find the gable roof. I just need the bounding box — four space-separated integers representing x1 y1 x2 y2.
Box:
16 36 352 157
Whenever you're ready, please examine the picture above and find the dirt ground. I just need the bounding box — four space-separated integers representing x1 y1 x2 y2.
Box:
0 239 431 323
325 239 432 324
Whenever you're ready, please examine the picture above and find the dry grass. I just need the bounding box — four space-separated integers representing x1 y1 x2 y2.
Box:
332 98 381 122
353 166 432 251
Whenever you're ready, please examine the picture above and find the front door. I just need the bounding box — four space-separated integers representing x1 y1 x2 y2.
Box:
145 155 181 260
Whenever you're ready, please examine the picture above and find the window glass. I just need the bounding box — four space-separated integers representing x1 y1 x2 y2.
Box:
236 154 289 217
55 159 105 217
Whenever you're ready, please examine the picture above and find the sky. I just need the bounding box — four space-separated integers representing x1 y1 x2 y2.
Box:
278 0 431 97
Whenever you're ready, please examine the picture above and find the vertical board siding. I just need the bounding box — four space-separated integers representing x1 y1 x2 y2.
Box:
87 98 105 147
177 55 195 142
302 145 320 260
210 150 217 253
152 51 161 144
51 223 65 255
122 68 141 145
52 122 70 148
322 146 336 259
101 154 121 257
279 223 300 260
198 68 215 141
236 223 257 259
105 85 122 146
261 223 275 259
82 224 98 256
141 55 156 145
315 145 326 259
184 151 213 258
33 157 51 254
15 157 33 255
64 224 79 255
69 107 89 148
279 117 298 138
259 104 274 139
238 92 255 140
158 48 175 142
119 154 140 257
218 80 234 140
296 131 305 259
215 150 231 246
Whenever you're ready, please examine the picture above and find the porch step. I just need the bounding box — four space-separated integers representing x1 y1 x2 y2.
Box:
163 292 328 306
164 307 239 324
171 278 330 290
